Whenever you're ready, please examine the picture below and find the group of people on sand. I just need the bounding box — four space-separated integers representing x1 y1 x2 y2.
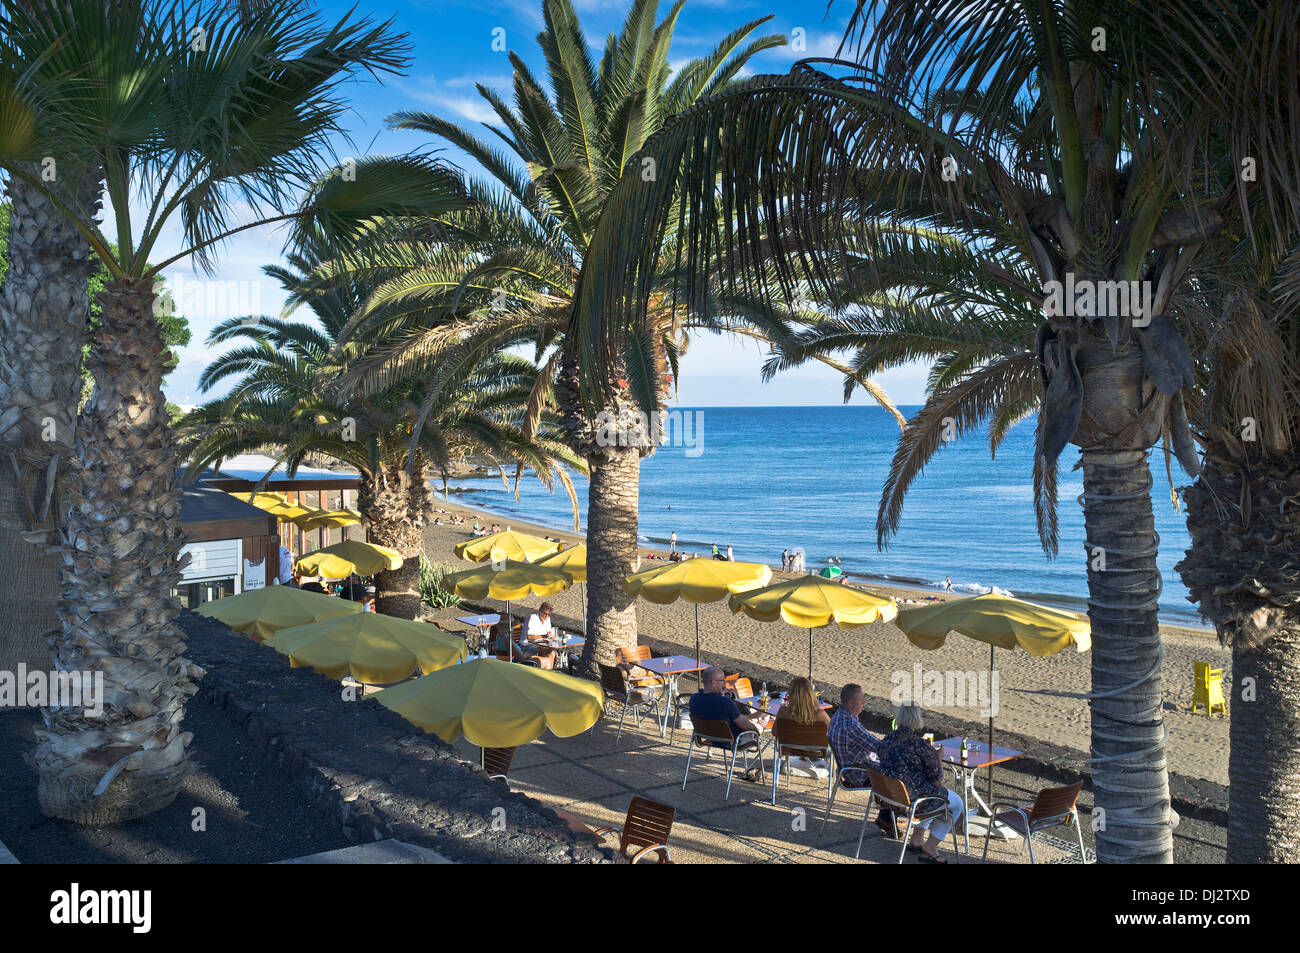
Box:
781 549 806 572
470 520 503 537
689 669 961 863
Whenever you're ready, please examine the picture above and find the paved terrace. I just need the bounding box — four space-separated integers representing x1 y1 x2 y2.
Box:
449 694 1100 865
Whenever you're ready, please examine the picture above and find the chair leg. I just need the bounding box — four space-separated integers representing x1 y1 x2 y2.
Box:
1025 830 1036 864
854 795 873 860
982 820 993 862
770 749 780 805
820 779 840 835
615 701 630 743
1073 813 1087 864
724 745 739 800
899 811 916 864
682 737 696 790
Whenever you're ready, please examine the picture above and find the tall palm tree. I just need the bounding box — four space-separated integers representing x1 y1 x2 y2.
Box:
0 0 106 696
0 0 469 823
570 1 1300 862
324 0 815 674
181 252 585 620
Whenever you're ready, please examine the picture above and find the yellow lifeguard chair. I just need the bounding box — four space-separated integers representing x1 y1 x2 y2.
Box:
1192 661 1226 716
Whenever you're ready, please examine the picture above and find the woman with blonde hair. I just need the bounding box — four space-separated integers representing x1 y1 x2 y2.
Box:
777 676 830 727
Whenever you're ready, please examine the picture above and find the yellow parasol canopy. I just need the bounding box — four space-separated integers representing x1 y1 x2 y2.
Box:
290 507 361 531
894 593 1090 655
260 499 314 520
373 658 603 747
440 559 572 601
728 574 898 679
623 558 772 603
295 539 403 577
196 585 361 643
229 491 288 508
455 529 561 563
265 613 467 684
728 574 898 628
534 543 588 583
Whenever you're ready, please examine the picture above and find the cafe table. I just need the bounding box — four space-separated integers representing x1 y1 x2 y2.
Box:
635 655 708 737
735 695 833 721
934 737 1023 852
456 613 501 652
530 633 585 670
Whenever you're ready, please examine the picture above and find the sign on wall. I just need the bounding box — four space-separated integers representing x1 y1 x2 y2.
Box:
243 558 266 590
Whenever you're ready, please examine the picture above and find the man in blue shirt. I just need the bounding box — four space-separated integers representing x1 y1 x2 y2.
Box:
690 666 766 737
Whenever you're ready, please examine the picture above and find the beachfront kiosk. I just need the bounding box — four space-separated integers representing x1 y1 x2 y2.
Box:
177 482 281 608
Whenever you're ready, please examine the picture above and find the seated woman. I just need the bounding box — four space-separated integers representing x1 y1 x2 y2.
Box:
776 677 830 774
877 703 964 864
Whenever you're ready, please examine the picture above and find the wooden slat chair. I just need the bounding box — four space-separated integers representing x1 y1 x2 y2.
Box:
615 645 668 703
592 797 676 864
724 675 754 700
481 746 516 782
982 780 1086 864
867 769 959 864
770 719 833 808
597 663 660 743
820 739 878 860
682 717 766 800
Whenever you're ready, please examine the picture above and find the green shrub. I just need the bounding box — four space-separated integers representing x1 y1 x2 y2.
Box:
419 555 462 608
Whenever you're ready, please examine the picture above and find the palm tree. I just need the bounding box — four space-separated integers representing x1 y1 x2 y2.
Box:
570 1 1300 862
181 253 585 620
0 0 106 698
323 0 816 674
0 0 469 823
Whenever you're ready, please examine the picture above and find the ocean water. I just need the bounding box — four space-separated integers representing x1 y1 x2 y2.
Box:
439 405 1206 627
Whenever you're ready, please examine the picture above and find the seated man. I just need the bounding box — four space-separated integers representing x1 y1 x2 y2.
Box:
690 666 768 739
828 683 896 836
297 573 326 594
525 602 556 642
493 618 557 669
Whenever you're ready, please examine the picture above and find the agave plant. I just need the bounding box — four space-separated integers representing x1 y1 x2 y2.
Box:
0 0 474 822
418 556 463 610
571 1 1300 862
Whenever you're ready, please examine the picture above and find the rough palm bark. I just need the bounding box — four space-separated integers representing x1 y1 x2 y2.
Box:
359 458 431 620
1178 445 1300 863
557 349 657 676
0 169 102 696
33 277 201 823
1062 330 1178 864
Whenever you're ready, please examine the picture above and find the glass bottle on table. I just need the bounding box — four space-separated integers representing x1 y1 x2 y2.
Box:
759 682 769 708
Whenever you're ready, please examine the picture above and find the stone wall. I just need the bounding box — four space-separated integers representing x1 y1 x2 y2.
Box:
179 611 612 863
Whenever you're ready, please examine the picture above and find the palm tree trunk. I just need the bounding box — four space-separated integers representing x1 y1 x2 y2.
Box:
1178 445 1300 863
359 461 429 620
0 169 102 699
33 277 201 823
576 445 641 676
1080 448 1174 863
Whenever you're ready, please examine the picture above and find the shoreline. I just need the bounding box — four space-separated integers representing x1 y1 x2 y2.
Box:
433 485 1217 640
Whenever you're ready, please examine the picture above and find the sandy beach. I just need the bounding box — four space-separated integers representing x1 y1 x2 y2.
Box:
421 496 1231 786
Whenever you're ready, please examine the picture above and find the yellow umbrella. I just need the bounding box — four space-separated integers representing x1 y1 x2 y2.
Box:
261 499 313 520
295 539 403 578
229 491 287 508
728 574 898 679
624 559 772 665
196 585 361 643
894 593 1090 807
373 658 603 747
291 507 361 531
455 529 560 563
440 560 573 661
265 613 467 684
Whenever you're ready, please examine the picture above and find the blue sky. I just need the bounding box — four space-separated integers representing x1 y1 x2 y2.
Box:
157 0 929 408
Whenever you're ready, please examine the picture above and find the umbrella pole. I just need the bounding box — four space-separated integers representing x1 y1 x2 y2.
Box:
808 628 813 681
581 582 587 638
507 599 513 662
694 602 700 669
988 643 995 809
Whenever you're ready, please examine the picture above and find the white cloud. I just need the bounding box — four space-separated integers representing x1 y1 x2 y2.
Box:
399 74 512 127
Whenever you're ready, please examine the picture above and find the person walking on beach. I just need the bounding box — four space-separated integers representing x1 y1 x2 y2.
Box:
711 543 721 560
781 549 789 571
726 544 734 562
944 576 953 593
670 530 677 554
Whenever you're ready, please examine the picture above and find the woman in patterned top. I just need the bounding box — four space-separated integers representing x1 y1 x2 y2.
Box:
878 703 964 863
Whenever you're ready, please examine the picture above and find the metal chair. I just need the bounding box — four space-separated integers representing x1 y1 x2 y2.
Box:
667 692 694 746
597 663 661 742
724 675 754 699
682 717 766 800
820 743 878 860
591 796 676 864
615 645 668 706
982 780 1087 864
867 769 960 864
481 746 516 782
769 719 833 807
